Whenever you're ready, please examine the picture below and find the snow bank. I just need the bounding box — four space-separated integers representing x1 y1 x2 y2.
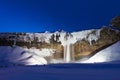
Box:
80 41 120 63
0 46 54 66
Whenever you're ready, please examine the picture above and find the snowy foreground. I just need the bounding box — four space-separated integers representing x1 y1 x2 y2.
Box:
1 63 120 80
0 41 120 66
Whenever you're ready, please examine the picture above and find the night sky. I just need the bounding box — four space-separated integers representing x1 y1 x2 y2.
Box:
0 0 120 32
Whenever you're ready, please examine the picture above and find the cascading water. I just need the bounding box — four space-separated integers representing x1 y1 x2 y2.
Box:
64 44 71 62
66 43 71 62
63 33 73 63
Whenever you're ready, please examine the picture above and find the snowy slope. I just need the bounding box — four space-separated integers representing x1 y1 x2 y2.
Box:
79 41 120 63
0 46 54 66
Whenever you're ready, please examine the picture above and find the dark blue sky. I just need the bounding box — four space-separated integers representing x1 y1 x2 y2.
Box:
0 0 120 32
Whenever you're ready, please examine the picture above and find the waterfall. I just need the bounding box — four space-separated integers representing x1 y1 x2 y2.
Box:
64 45 67 62
13 39 16 47
66 43 71 62
63 33 73 63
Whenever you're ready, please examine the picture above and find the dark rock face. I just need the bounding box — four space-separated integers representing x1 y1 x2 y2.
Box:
110 15 120 30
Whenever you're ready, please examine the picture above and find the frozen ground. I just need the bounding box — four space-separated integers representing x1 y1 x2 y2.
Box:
0 63 120 80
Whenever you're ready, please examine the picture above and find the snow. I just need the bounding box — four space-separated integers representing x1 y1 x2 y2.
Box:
80 41 120 63
0 29 101 45
69 29 101 45
1 63 120 80
24 47 55 57
87 29 101 45
0 46 55 65
24 32 53 43
23 29 101 45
